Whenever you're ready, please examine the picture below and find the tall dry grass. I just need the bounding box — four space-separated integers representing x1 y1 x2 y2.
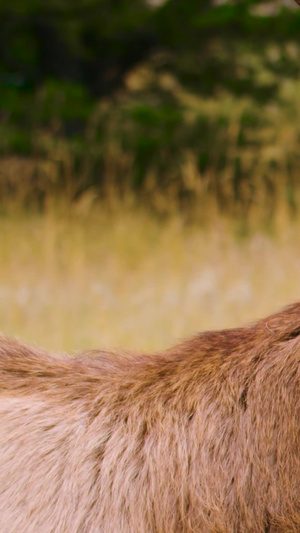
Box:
1 73 300 221
0 203 300 354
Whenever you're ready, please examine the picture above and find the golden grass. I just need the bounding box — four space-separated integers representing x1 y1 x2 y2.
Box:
0 204 300 354
2 76 300 221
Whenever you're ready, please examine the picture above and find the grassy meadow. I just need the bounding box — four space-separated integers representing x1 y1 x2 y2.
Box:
1 202 300 355
2 49 300 356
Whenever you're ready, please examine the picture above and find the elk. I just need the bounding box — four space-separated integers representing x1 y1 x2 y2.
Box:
0 303 299 532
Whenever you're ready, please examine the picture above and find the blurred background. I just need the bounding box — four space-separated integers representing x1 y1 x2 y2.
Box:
0 0 300 353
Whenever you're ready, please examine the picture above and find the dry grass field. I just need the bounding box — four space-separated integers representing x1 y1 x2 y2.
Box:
0 203 300 354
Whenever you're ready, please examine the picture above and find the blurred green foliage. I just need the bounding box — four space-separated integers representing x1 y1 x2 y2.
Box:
0 0 300 216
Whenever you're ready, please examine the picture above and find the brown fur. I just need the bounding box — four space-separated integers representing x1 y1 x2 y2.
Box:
0 304 299 532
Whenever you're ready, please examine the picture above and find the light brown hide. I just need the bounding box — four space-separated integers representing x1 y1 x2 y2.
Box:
0 303 299 531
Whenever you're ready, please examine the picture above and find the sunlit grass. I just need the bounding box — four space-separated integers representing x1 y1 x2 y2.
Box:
0 204 300 354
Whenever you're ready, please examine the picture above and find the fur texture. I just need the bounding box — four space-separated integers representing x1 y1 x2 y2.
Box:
0 303 299 532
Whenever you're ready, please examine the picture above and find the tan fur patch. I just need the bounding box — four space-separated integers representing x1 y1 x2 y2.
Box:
0 303 299 531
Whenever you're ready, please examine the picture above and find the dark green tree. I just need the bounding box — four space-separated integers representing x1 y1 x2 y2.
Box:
0 0 299 99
